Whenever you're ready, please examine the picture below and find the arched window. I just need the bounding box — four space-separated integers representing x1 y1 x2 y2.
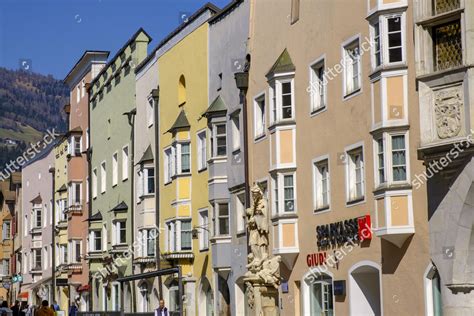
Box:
178 75 186 106
303 271 334 315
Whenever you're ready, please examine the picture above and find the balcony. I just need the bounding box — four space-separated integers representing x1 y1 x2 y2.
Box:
162 251 194 260
373 191 415 247
66 263 83 272
210 236 231 269
67 201 83 214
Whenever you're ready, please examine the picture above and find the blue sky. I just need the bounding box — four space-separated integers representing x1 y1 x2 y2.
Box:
0 0 230 79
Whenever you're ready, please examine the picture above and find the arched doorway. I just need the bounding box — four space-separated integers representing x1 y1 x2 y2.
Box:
349 261 382 316
198 277 214 316
302 270 334 315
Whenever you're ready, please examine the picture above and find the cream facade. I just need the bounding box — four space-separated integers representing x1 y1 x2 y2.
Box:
245 0 430 315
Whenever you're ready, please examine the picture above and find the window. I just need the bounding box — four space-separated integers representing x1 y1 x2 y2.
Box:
2 221 10 240
112 152 118 186
69 182 82 206
179 143 190 173
143 167 155 194
140 284 149 312
81 79 86 98
76 86 80 103
166 219 192 252
313 159 330 211
90 230 102 252
198 210 209 250
310 60 326 112
392 135 407 181
425 265 443 316
107 119 111 140
86 128 90 149
231 114 241 151
433 20 462 71
59 244 68 265
254 94 266 139
215 203 229 236
343 39 361 96
100 161 106 193
147 97 154 127
112 283 121 311
33 249 41 270
164 148 174 183
346 147 364 202
270 79 295 123
306 276 334 315
92 168 98 198
71 136 81 156
272 173 296 214
290 0 300 24
371 14 404 68
69 240 82 263
1 259 9 276
283 175 295 212
376 138 385 185
122 146 129 181
433 0 460 15
374 133 408 185
197 130 207 171
113 220 126 245
212 124 227 157
235 193 246 233
141 228 156 257
32 206 42 228
86 177 89 203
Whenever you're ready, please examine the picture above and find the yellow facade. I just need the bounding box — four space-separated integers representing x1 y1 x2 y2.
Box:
54 138 69 312
158 22 212 315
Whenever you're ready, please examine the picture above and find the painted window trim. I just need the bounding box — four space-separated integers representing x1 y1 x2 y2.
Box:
312 154 331 213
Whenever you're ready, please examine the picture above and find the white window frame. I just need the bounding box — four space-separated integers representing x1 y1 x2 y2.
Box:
177 142 191 174
147 96 154 128
344 143 365 204
140 228 156 257
373 131 410 186
100 161 106 194
143 166 155 195
113 220 127 245
211 123 227 158
32 205 42 229
342 35 362 98
166 219 192 252
122 145 129 181
164 147 173 183
214 202 230 236
253 92 266 140
235 192 246 234
309 56 327 114
112 282 121 311
2 221 11 240
312 155 330 212
270 78 295 123
112 152 118 187
198 209 209 251
370 13 406 70
71 135 82 156
69 239 82 263
89 229 102 252
197 130 207 171
272 172 297 215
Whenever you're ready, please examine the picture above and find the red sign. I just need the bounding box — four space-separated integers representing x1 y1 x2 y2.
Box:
358 215 372 241
307 252 327 267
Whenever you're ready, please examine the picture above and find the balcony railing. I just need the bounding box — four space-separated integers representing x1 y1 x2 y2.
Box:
67 201 83 214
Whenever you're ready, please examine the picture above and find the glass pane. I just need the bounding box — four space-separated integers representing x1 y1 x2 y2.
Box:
434 20 462 71
388 17 401 32
392 136 405 150
219 218 229 235
282 94 292 107
217 125 226 135
433 0 460 14
388 32 402 48
310 283 323 315
282 82 291 94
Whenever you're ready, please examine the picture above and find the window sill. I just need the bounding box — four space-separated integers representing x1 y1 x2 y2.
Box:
199 247 209 253
208 156 227 164
346 196 365 207
254 133 267 143
268 119 296 131
232 148 241 155
271 212 298 222
415 8 463 27
343 88 362 101
122 177 129 182
197 166 207 173
310 106 327 117
314 205 330 213
373 182 412 195
369 63 408 79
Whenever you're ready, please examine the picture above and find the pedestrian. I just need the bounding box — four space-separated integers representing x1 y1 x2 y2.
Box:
0 301 12 315
154 299 168 316
68 303 77 316
11 301 20 316
51 302 59 312
35 301 54 316
19 302 27 316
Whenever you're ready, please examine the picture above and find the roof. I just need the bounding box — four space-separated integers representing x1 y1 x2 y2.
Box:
137 146 154 165
135 3 220 73
30 194 42 204
167 110 190 133
208 0 244 24
57 184 67 193
64 51 110 85
87 211 103 221
266 48 295 78
111 201 128 212
90 28 152 88
23 137 59 168
203 95 227 117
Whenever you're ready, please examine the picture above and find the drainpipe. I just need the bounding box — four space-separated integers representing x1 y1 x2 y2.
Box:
86 82 93 312
151 87 163 298
124 109 137 312
49 167 56 307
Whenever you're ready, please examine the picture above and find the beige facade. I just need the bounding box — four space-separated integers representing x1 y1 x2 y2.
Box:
245 0 430 314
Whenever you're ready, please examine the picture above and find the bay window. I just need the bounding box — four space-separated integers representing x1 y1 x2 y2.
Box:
231 113 241 151
214 203 229 236
374 132 408 186
371 14 405 69
178 143 190 173
32 205 42 228
270 79 295 123
140 228 156 257
69 239 82 263
33 249 41 270
211 123 227 157
164 147 174 183
166 219 192 252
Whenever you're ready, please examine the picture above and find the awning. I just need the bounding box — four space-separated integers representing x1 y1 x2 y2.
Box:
18 292 28 300
77 284 90 292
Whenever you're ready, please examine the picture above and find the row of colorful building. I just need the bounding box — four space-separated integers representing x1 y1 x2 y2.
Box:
0 0 473 314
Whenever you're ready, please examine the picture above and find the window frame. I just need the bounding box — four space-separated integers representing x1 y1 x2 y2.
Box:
122 145 129 181
312 155 330 213
344 143 365 204
100 161 107 194
164 146 174 184
342 36 362 98
214 202 230 236
231 112 241 152
177 142 191 174
272 172 297 216
113 220 127 245
309 56 327 114
197 129 207 171
92 168 98 199
253 92 266 140
211 123 227 158
270 78 295 124
370 13 406 70
198 209 209 251
235 192 246 234
112 152 118 187
89 229 102 252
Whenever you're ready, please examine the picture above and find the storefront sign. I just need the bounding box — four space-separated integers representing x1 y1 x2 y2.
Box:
333 280 346 296
316 215 371 248
306 252 327 267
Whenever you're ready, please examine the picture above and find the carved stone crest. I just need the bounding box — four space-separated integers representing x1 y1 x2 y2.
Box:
434 86 463 139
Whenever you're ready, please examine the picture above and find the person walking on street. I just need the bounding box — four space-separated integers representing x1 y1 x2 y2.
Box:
11 301 20 316
35 301 54 316
68 303 77 316
155 300 168 316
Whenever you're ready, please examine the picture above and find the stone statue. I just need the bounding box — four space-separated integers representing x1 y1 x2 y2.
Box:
246 184 269 272
245 184 281 316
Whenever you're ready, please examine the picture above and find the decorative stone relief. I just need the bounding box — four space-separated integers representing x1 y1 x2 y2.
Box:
434 86 463 139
